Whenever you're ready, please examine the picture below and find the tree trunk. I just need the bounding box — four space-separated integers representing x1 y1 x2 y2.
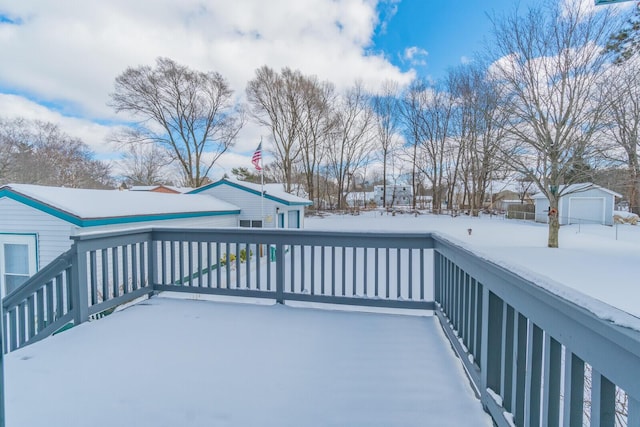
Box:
547 200 560 248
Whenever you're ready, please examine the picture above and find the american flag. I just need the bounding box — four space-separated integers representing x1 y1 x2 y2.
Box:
251 142 262 171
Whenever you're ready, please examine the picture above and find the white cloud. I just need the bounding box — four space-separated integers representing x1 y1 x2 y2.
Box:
0 0 412 119
403 46 428 66
0 0 414 167
460 56 472 65
0 94 120 155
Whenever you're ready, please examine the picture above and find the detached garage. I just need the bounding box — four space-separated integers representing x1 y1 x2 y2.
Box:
533 183 621 226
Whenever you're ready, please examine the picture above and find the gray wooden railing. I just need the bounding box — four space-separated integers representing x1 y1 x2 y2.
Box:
1 227 639 427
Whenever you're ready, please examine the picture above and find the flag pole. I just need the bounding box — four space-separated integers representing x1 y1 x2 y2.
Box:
260 136 264 227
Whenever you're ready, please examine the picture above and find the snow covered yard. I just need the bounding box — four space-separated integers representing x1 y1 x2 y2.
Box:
5 297 492 427
307 212 640 327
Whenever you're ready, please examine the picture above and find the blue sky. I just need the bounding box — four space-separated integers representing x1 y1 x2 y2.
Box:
371 0 538 79
0 0 615 177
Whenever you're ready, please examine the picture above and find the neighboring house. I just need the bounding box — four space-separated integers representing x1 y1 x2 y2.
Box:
130 185 193 194
0 184 240 297
532 183 621 226
345 191 374 208
189 178 312 229
373 185 413 207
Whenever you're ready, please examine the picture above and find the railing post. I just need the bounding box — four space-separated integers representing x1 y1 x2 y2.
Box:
275 242 285 304
629 396 640 427
71 243 89 325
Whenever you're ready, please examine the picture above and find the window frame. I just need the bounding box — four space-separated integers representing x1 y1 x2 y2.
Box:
0 233 38 297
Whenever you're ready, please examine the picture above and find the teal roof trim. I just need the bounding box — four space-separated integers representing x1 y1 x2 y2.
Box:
0 188 240 227
189 179 312 206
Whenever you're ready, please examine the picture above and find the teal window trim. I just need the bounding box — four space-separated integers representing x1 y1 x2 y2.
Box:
0 232 39 274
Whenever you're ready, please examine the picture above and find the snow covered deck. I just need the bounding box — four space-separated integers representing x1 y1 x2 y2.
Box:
4 297 491 427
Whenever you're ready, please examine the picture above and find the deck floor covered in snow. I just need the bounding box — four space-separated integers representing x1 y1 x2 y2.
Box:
5 296 491 427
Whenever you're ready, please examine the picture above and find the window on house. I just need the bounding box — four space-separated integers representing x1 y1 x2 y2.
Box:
240 220 263 228
1 234 37 297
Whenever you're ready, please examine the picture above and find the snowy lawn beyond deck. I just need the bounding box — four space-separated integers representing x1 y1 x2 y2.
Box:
5 297 492 427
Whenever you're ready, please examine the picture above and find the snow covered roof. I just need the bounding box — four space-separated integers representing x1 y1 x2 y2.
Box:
189 178 312 206
531 183 622 199
0 184 240 227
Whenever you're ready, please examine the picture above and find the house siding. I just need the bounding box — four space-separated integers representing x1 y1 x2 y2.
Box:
0 197 76 270
196 185 305 228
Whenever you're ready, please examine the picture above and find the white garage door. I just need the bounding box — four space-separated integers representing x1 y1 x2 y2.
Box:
568 198 604 224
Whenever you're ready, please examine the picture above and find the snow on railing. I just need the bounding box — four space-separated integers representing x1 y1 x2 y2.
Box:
433 237 640 427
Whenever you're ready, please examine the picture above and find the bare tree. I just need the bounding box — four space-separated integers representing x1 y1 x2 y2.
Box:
109 57 243 188
489 2 614 247
247 66 306 192
117 143 174 186
297 76 336 207
372 80 401 208
448 63 508 216
416 85 455 214
326 82 375 210
0 118 112 188
601 59 640 214
400 80 427 210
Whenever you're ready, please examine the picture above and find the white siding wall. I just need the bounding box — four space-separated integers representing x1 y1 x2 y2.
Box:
198 185 306 228
0 198 76 270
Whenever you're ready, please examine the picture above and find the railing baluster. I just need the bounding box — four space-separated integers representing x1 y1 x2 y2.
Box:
341 247 346 296
90 251 98 304
374 248 379 297
591 369 616 427
112 247 120 298
235 242 240 289
225 242 231 289
408 249 413 300
132 243 139 291
139 242 146 288
386 248 390 299
36 288 45 334
419 248 424 301
542 335 561 427
396 248 401 299
207 242 213 288
101 249 109 302
363 247 368 297
216 242 221 288
266 243 271 291
245 243 251 289
188 242 194 286
256 243 261 290
513 313 527 426
161 241 167 285
46 280 54 327
501 304 515 413
290 245 295 292
321 246 326 295
331 246 336 296
198 242 203 287
310 246 315 295
563 351 584 427
525 323 543 427
352 247 356 296
123 245 130 293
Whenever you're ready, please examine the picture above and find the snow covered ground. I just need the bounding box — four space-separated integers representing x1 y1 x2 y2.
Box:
5 297 492 427
307 212 640 329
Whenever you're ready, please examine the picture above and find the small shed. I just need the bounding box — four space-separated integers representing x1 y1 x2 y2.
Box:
189 178 312 229
532 183 621 226
0 184 240 296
